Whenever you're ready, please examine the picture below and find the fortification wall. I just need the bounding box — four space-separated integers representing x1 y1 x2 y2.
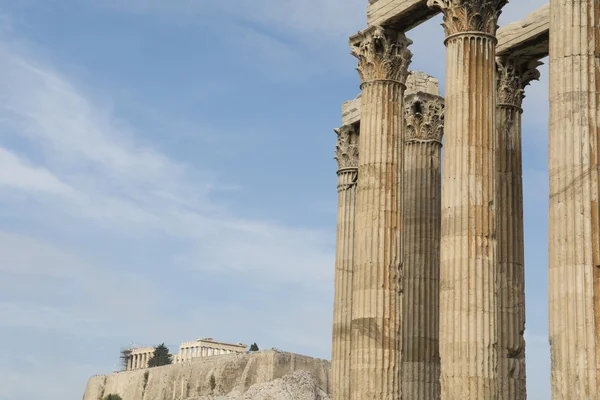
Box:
83 350 330 400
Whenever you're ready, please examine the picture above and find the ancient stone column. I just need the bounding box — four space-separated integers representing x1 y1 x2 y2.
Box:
426 1 507 398
548 0 600 397
402 88 444 399
331 124 359 400
495 56 540 400
127 355 132 371
348 26 412 400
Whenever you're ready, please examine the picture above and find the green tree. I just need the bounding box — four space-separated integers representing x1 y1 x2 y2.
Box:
209 374 216 392
103 394 123 400
147 343 172 367
249 343 259 352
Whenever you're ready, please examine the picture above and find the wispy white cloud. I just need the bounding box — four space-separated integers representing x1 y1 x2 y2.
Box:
0 147 72 194
0 38 334 286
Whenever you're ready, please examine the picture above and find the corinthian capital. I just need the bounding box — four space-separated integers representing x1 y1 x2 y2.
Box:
349 26 413 85
496 57 542 108
427 0 508 37
405 93 445 144
334 125 359 170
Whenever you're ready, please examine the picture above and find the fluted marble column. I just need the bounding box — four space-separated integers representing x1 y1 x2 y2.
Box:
402 91 444 399
548 0 600 397
496 56 540 400
331 124 359 400
427 1 507 398
349 26 412 400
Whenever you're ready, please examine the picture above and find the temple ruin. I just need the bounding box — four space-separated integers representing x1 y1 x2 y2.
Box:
331 1 599 399
124 338 247 371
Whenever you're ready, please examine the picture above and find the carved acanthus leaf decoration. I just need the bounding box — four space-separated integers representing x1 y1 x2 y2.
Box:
404 94 445 143
334 125 359 170
496 57 542 108
350 26 413 85
427 0 508 37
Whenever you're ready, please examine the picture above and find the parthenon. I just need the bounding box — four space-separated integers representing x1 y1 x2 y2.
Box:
173 338 248 363
331 0 598 399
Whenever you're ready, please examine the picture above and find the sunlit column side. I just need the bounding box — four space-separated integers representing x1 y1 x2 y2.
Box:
548 0 600 397
495 56 540 400
331 124 359 400
426 1 507 398
402 89 444 399
349 25 412 400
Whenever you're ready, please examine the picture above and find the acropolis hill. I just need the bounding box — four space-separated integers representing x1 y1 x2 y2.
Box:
83 350 330 400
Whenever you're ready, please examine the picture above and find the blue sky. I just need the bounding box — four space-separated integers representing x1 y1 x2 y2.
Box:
0 1 551 399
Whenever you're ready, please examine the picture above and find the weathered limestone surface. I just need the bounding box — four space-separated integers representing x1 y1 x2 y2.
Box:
496 56 541 400
83 351 330 400
349 26 412 400
402 85 444 399
496 4 549 58
341 96 361 127
406 71 440 96
548 0 600 398
426 0 506 398
367 0 437 31
237 371 330 400
341 70 440 127
331 124 359 400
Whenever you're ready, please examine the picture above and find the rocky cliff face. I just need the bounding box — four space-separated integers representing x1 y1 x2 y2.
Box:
83 351 330 400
